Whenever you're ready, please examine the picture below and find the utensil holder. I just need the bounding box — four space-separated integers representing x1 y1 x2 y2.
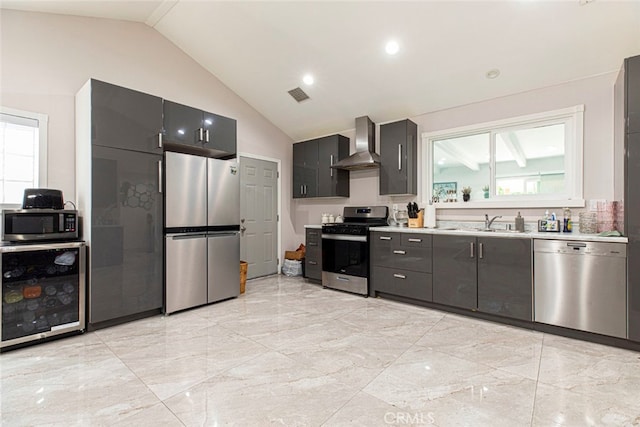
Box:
408 210 424 228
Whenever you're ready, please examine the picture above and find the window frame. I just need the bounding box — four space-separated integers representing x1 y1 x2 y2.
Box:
421 105 585 209
0 106 48 209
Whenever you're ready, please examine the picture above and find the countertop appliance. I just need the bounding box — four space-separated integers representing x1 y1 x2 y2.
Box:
1 241 85 350
534 239 627 338
322 206 389 295
164 151 240 314
2 209 78 242
22 188 64 210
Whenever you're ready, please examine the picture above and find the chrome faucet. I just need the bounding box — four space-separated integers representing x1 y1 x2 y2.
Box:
484 214 502 230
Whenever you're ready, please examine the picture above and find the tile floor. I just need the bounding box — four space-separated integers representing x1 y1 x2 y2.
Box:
1 274 640 426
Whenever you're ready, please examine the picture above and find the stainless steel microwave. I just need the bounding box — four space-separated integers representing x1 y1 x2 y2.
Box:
2 209 78 242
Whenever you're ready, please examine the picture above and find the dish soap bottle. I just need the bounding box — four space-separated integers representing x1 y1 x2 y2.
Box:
515 212 525 232
563 208 572 232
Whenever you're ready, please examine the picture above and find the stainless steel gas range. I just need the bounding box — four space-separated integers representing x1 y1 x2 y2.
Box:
321 206 388 296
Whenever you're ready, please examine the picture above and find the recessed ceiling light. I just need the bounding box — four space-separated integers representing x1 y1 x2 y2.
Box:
486 69 500 79
385 40 400 55
303 74 314 85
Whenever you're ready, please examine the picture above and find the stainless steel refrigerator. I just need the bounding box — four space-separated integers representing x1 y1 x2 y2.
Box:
164 151 240 314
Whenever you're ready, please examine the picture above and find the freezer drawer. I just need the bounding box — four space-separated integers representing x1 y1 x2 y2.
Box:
207 232 240 303
165 234 207 314
534 240 627 338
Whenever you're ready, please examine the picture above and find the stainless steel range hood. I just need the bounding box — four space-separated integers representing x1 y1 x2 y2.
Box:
331 116 380 170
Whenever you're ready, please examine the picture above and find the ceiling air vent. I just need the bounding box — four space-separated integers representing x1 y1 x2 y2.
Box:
288 87 310 103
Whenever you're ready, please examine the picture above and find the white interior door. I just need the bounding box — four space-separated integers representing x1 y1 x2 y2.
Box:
240 156 278 279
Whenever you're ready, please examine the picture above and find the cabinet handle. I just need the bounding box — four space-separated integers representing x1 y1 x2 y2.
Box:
470 242 475 258
205 129 210 143
393 273 406 279
300 185 304 196
309 242 318 246
393 250 406 255
158 132 163 148
408 238 422 243
304 184 307 195
330 154 334 177
398 144 402 171
158 160 163 193
479 242 484 259
309 261 317 265
379 236 392 241
198 128 204 142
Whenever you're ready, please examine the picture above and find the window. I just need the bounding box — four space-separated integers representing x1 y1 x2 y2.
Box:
422 105 584 208
0 107 48 206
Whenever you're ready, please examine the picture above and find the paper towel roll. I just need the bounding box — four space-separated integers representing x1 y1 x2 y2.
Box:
425 204 436 228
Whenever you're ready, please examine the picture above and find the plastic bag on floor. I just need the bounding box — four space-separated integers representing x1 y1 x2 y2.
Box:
282 259 303 277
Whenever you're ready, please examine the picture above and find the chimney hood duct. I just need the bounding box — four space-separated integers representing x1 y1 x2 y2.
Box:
331 116 380 170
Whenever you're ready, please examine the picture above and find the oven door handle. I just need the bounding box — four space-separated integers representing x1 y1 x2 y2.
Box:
321 234 367 242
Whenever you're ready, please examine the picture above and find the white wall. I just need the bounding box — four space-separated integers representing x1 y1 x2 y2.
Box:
0 10 298 254
292 72 618 241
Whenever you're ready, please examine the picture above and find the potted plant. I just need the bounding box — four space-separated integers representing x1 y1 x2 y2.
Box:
462 186 472 202
482 185 490 199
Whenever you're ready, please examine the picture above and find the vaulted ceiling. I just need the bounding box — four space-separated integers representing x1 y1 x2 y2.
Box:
2 1 640 141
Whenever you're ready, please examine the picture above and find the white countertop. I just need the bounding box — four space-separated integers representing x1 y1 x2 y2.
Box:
304 224 322 229
371 226 628 243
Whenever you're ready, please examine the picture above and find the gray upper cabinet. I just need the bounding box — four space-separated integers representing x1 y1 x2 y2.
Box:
163 100 236 158
379 119 417 195
626 55 640 134
293 139 318 198
293 135 349 198
477 237 532 321
90 79 163 154
318 135 349 197
432 234 477 310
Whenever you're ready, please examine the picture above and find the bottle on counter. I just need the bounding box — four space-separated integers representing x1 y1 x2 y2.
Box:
563 208 572 232
515 212 525 232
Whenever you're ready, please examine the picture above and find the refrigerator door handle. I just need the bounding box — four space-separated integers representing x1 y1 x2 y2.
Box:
169 233 207 240
208 231 240 237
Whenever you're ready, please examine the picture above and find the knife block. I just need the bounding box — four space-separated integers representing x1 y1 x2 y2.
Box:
408 209 424 228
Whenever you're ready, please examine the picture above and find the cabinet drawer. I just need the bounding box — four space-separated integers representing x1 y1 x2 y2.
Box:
305 257 322 280
370 233 397 264
371 266 432 301
306 229 321 244
401 233 431 248
372 245 431 273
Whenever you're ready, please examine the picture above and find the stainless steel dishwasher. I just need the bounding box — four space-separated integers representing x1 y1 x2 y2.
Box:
534 239 627 338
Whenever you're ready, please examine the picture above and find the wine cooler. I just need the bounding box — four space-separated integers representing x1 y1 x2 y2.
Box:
1 241 85 350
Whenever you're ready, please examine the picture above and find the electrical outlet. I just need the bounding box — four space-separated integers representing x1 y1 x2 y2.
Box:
392 204 398 211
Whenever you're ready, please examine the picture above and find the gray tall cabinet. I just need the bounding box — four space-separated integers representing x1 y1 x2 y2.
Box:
615 54 640 341
76 79 164 329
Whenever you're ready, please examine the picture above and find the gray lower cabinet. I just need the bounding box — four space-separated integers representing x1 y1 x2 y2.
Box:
432 234 477 310
293 135 349 198
477 237 532 321
432 234 533 320
370 231 432 301
304 228 322 281
76 79 164 329
379 119 417 195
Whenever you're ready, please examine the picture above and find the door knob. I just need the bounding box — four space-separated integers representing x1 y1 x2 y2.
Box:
241 226 247 232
